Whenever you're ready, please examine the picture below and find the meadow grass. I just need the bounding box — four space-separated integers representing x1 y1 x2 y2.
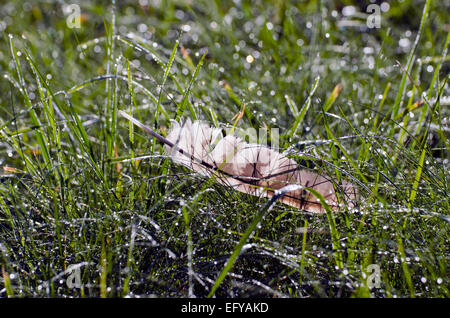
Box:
0 0 448 297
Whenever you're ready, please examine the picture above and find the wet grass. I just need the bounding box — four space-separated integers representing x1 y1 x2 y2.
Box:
0 0 449 298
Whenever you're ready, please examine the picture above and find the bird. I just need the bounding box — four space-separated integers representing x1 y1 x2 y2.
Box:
119 110 357 213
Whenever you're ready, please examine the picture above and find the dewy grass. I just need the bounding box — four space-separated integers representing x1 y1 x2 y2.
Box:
0 0 449 298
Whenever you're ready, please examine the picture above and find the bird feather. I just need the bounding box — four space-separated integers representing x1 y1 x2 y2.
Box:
119 111 357 213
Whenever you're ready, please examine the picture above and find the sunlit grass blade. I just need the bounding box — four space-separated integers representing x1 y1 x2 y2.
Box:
207 186 296 297
323 83 343 113
176 50 207 120
287 76 320 141
156 38 179 123
8 37 51 173
390 0 432 126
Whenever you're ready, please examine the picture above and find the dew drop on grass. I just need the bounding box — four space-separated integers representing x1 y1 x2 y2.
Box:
209 21 218 30
342 6 356 16
248 81 257 91
138 23 148 33
380 2 390 12
399 38 410 49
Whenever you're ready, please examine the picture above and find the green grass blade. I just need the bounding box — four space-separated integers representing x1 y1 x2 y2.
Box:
287 76 320 140
176 50 207 120
390 0 432 123
207 185 302 297
9 37 51 172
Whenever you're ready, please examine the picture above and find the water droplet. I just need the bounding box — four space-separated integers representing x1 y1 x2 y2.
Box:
342 6 356 16
181 24 191 32
380 2 390 12
173 9 184 19
138 23 148 33
399 38 410 48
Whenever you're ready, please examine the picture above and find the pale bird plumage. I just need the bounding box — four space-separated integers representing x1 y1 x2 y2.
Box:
120 111 357 213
